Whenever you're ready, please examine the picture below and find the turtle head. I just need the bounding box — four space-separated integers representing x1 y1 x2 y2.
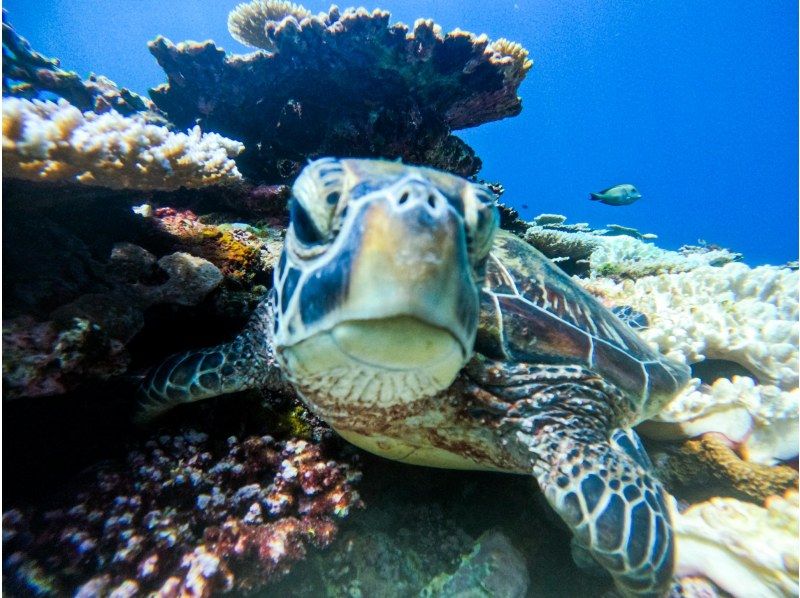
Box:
273 158 498 413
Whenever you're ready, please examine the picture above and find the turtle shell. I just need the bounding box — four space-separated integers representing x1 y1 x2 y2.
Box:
476 230 690 415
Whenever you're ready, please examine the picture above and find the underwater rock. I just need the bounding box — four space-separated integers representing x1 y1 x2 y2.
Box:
582 263 799 390
421 529 530 598
2 98 244 190
2 431 362 596
148 4 531 180
2 11 154 116
649 434 798 504
641 376 799 466
671 490 799 598
524 214 739 277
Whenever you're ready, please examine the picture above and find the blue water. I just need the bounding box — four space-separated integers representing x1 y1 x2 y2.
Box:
6 0 797 265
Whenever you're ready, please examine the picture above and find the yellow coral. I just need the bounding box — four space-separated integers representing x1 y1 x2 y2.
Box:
228 0 312 49
668 434 798 503
3 98 244 191
489 38 534 79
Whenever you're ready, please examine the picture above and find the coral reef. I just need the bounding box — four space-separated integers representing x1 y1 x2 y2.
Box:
581 263 799 389
2 316 129 399
2 11 154 116
641 376 799 465
671 490 799 598
524 214 739 277
148 4 531 180
650 434 798 504
421 530 530 598
152 207 283 286
2 430 362 596
3 98 244 190
3 243 223 399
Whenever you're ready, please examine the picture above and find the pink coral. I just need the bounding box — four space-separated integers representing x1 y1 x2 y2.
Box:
3 431 362 595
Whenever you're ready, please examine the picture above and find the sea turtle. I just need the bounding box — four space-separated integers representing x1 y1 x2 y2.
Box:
138 158 691 596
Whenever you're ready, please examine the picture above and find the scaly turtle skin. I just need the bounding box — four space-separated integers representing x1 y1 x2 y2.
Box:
138 158 691 597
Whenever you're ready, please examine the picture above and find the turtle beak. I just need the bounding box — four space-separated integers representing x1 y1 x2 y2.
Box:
342 177 478 359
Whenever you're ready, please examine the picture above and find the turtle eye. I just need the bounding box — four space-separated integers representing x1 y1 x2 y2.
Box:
290 198 326 246
290 158 346 248
469 184 499 261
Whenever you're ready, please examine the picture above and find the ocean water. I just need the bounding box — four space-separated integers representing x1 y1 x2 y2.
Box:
5 0 797 264
3 2 798 598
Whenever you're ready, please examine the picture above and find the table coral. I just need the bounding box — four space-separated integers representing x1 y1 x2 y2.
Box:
641 377 799 466
2 431 362 596
2 11 153 116
524 214 739 277
581 263 799 390
148 4 531 180
3 98 244 190
671 490 799 598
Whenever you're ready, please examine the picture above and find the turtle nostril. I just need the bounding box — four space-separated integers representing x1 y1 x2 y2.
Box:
427 194 437 208
399 192 410 205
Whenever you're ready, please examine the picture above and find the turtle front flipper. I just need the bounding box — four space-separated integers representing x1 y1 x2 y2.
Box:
491 366 674 597
537 427 673 596
136 295 283 422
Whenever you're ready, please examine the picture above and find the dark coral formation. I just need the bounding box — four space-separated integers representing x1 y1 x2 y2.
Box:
2 11 155 117
1 185 286 400
148 5 531 180
2 430 362 596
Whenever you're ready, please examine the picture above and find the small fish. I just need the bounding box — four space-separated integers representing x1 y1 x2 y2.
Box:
589 184 641 206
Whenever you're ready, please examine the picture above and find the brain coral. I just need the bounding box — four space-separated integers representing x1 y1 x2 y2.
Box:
148 4 531 180
2 98 244 191
582 263 799 390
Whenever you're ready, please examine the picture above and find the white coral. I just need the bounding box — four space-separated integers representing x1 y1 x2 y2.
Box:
672 491 799 598
640 376 799 465
3 98 244 190
581 263 799 390
589 235 736 277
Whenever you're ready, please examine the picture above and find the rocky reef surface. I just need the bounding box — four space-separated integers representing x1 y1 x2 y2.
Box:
2 3 798 597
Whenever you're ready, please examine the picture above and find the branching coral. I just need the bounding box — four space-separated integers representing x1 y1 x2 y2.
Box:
148 4 531 179
3 98 244 190
582 263 799 390
2 431 362 596
2 11 153 116
672 490 799 598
